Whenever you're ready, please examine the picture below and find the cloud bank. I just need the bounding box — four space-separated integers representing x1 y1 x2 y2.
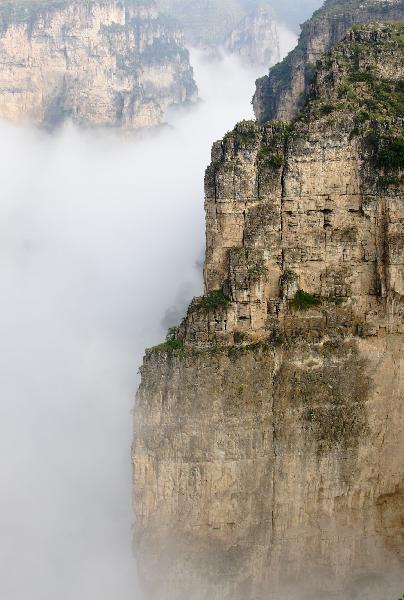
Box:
0 44 296 599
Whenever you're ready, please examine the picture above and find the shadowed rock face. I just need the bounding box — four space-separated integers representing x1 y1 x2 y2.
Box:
253 0 404 123
133 21 404 600
0 0 196 129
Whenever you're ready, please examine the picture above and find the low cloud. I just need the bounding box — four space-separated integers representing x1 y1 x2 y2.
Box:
0 46 288 600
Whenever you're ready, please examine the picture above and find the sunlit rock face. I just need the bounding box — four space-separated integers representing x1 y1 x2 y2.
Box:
133 19 404 600
253 0 404 123
0 0 197 129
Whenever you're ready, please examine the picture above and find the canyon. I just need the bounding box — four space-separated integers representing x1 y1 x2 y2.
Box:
133 6 404 600
0 0 196 129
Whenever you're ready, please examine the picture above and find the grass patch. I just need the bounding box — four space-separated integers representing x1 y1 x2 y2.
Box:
290 290 322 311
152 326 184 352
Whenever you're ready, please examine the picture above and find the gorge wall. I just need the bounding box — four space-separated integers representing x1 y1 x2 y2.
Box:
157 0 283 67
224 7 281 67
253 0 404 123
0 0 196 129
133 15 404 600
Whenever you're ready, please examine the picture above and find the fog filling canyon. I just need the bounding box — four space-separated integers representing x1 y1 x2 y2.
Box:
0 41 299 600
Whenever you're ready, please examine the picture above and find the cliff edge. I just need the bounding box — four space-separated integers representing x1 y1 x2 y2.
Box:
133 20 404 600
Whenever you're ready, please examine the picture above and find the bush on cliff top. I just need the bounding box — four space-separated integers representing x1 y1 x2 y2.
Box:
152 326 184 352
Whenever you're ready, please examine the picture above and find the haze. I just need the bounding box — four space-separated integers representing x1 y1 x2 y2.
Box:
0 34 297 600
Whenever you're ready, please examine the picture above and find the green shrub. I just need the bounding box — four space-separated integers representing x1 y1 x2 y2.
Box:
320 103 334 116
234 331 247 344
378 137 404 169
270 152 284 167
196 289 230 312
379 175 400 187
257 146 284 167
290 290 322 311
350 70 375 84
153 326 183 352
232 120 261 147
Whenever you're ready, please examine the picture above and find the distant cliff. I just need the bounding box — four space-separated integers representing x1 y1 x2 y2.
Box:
253 0 404 122
133 20 404 600
224 7 281 67
157 0 283 67
0 0 197 129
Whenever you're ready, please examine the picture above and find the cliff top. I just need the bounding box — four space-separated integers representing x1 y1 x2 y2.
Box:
151 20 403 353
317 0 404 16
0 0 157 28
301 21 404 129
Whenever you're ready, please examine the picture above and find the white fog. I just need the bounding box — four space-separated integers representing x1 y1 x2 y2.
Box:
0 39 297 600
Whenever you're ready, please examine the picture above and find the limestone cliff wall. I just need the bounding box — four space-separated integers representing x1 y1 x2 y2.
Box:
0 0 196 129
133 21 404 600
253 0 404 123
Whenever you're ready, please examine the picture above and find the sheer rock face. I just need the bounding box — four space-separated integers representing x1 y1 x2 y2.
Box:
133 23 404 600
253 0 404 123
224 9 281 67
0 0 196 129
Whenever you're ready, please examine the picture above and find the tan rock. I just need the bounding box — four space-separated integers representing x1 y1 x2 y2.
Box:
0 0 197 129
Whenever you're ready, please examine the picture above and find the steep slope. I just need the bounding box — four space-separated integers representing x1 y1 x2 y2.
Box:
253 0 404 123
0 0 196 129
133 22 404 600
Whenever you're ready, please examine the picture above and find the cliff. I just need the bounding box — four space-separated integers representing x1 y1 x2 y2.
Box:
224 7 281 67
253 0 404 123
0 0 196 129
156 0 282 67
133 21 404 600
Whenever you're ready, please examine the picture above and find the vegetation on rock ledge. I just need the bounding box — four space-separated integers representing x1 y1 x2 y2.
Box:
152 326 184 352
193 289 231 312
290 290 322 311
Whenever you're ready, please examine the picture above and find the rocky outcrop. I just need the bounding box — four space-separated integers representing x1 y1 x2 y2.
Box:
0 0 196 129
133 21 404 600
253 0 404 123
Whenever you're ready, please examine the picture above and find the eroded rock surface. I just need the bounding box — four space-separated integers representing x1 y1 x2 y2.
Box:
0 0 196 129
133 20 404 600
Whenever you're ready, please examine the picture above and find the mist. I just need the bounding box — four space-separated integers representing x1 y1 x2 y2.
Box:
0 39 299 600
